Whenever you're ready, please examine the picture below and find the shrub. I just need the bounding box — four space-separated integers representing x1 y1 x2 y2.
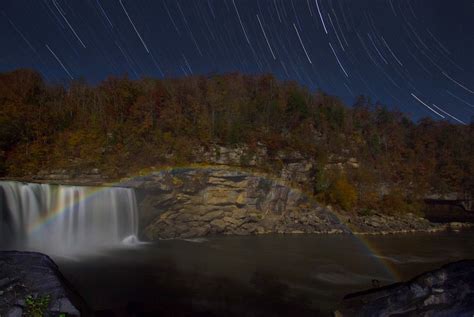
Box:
380 188 424 215
328 175 358 211
24 294 50 317
358 190 381 210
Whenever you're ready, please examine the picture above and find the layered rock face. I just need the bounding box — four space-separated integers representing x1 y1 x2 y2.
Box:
336 260 474 316
193 144 317 186
31 168 107 185
26 145 359 188
192 144 359 187
0 251 88 316
123 168 346 240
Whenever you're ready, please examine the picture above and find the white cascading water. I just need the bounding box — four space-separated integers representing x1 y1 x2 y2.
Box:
0 181 139 254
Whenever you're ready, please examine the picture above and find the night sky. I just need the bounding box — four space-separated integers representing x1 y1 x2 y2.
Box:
1 0 473 123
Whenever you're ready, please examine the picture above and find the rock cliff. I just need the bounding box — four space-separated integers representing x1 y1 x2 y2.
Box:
122 167 448 240
24 144 360 188
122 167 347 240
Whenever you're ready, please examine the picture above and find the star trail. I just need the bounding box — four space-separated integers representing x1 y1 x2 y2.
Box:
0 0 472 122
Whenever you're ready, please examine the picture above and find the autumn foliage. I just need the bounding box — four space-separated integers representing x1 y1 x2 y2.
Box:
0 69 472 214
329 176 358 211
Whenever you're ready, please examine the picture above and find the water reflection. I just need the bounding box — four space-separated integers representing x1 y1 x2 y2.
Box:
53 231 474 315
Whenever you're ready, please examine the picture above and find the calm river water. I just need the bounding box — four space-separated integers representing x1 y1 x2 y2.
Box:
49 230 474 316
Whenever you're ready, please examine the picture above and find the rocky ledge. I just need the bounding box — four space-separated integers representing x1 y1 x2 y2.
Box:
336 260 474 316
120 167 452 240
345 213 452 235
0 251 89 317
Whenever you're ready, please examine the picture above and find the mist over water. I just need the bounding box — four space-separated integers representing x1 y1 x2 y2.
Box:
0 181 139 254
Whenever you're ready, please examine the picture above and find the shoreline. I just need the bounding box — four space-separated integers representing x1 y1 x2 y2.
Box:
350 223 474 235
162 221 474 242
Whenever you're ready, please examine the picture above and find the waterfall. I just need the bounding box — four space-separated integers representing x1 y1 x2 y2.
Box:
0 181 139 254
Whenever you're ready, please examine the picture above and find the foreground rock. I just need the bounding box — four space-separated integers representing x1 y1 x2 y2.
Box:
336 260 474 316
0 251 88 316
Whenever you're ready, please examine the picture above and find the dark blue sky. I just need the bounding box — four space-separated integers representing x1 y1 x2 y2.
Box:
1 0 473 123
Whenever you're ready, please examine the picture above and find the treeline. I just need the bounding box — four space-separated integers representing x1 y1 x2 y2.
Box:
0 69 472 214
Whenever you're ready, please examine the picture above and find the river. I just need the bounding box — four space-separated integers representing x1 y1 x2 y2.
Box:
50 230 474 316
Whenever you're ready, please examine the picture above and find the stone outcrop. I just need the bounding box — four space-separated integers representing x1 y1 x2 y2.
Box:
122 167 347 240
192 144 360 187
0 251 89 317
346 213 445 234
336 260 474 316
193 144 266 167
24 168 108 186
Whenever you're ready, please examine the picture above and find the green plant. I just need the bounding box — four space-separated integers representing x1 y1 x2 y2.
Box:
24 294 50 317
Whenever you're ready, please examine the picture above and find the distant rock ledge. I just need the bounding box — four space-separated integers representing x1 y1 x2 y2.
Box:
335 260 474 316
0 251 89 317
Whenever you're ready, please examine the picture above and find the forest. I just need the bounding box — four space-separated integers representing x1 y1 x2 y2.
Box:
0 69 472 215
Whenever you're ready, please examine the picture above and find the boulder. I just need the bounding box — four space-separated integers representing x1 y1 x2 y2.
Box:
210 218 227 232
200 210 224 222
223 216 245 227
336 260 474 316
0 251 89 317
